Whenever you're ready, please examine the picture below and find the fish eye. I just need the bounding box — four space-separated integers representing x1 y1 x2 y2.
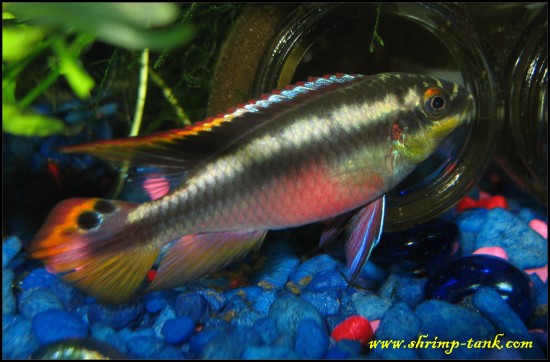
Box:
423 87 448 118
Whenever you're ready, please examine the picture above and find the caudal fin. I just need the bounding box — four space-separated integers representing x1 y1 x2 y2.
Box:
29 198 159 303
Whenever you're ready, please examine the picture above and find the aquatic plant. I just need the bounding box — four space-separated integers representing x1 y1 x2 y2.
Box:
2 3 195 137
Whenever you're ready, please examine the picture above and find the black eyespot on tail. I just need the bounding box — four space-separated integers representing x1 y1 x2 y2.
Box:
94 200 116 214
77 211 101 230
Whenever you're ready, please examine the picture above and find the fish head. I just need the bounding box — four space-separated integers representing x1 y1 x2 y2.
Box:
392 74 475 164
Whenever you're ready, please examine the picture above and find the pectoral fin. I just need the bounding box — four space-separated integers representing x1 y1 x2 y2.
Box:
344 196 385 282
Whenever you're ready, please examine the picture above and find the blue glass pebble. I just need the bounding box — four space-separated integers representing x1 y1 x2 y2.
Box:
175 292 209 322
2 268 16 315
373 218 459 274
424 255 535 323
472 286 543 359
268 292 324 336
18 288 64 319
415 299 495 359
32 309 88 345
294 318 329 358
162 316 195 344
475 208 547 269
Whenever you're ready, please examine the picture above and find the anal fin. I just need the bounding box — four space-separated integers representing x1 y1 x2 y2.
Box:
146 230 267 291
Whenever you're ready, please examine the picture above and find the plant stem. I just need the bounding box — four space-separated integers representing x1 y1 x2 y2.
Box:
129 48 149 136
149 67 191 126
112 48 150 198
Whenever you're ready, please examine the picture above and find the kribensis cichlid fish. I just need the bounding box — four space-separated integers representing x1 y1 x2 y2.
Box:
29 73 474 303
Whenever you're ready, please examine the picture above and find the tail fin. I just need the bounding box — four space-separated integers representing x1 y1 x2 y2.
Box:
29 198 159 303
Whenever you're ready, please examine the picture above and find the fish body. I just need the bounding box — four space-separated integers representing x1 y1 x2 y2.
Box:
29 73 474 302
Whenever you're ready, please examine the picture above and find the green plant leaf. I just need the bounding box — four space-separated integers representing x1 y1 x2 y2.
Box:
51 36 95 99
2 26 44 61
3 104 67 137
3 11 15 20
5 3 195 51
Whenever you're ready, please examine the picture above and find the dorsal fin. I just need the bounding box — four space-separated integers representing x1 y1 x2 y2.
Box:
61 74 366 172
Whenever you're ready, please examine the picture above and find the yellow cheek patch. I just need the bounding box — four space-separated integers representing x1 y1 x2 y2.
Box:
395 133 435 164
428 116 460 140
394 115 462 164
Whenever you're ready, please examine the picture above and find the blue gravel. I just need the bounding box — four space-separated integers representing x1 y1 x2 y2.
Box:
253 317 279 344
2 236 22 268
200 326 261 359
143 291 170 313
415 299 496 359
152 305 176 338
268 292 324 337
2 268 16 315
162 316 195 344
242 345 298 359
251 238 301 289
2 172 547 359
18 288 64 319
32 309 88 345
352 290 392 320
372 302 421 359
174 292 209 322
475 208 547 269
90 323 128 354
325 339 362 359
472 286 543 358
288 254 341 289
301 290 341 316
294 318 329 358
2 315 39 359
87 301 144 330
394 276 426 308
